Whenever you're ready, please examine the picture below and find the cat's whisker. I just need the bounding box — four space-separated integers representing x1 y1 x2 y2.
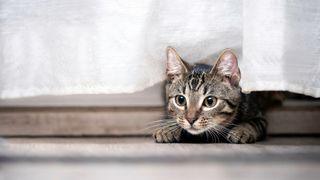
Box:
160 125 180 139
205 131 211 143
151 122 178 131
217 128 242 143
147 118 176 123
207 128 219 143
213 130 221 143
207 122 235 143
146 119 175 126
209 129 218 143
214 124 231 134
212 130 219 143
223 122 240 127
152 122 179 132
165 126 180 135
140 120 178 133
143 122 174 130
216 124 232 132
204 131 210 142
213 126 233 143
156 115 176 119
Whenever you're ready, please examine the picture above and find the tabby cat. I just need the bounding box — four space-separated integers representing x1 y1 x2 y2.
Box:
153 47 273 144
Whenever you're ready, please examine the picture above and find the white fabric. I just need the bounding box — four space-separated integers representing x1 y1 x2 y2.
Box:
241 0 320 97
0 0 319 98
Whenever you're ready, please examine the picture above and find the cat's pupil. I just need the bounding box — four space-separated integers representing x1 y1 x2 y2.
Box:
175 95 186 106
206 97 213 105
204 96 216 107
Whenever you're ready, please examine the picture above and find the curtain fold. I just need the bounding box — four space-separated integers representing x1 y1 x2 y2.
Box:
0 0 319 98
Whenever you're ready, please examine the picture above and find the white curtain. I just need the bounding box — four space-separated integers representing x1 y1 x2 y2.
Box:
0 0 319 98
241 1 320 97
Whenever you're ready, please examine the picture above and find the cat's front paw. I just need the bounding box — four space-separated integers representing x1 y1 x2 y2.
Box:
153 128 181 143
227 124 257 144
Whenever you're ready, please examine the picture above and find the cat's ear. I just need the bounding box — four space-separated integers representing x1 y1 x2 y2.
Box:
166 47 189 82
211 49 241 86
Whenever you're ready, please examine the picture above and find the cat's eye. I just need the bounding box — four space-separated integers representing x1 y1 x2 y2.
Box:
203 96 217 108
175 95 186 106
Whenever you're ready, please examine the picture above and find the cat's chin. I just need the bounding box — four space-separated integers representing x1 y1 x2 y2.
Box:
185 127 208 135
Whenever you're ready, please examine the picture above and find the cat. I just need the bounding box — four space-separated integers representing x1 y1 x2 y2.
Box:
153 47 279 144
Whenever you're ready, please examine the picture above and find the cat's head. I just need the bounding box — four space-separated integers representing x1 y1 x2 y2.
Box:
165 47 241 135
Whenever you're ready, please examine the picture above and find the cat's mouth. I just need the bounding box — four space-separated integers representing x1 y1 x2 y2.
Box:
177 118 210 135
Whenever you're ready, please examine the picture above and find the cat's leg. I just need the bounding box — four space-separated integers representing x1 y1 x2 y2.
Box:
227 117 267 144
153 127 182 143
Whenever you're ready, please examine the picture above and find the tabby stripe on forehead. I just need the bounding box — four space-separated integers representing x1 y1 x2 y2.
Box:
203 85 209 95
182 85 186 94
188 74 204 91
177 85 186 94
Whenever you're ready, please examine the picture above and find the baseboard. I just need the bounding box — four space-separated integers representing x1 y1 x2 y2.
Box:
0 102 319 136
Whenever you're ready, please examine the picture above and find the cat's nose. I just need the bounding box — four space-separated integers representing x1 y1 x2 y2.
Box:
186 117 197 125
186 110 199 125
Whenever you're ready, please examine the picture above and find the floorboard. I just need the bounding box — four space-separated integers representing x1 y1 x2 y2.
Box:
1 137 320 180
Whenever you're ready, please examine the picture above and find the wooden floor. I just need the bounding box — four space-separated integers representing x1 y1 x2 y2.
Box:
1 136 320 180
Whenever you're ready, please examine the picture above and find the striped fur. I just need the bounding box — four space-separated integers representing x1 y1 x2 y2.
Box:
153 48 270 144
